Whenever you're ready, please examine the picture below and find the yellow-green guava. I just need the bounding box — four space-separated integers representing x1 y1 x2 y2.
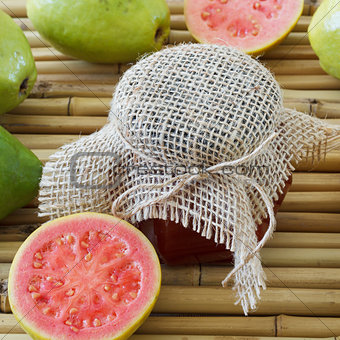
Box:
308 0 340 79
0 10 37 115
27 0 170 64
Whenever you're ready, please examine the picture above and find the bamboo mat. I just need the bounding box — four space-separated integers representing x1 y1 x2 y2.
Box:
1 0 340 339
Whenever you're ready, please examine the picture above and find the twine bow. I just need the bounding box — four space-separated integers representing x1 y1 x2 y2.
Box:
112 123 278 285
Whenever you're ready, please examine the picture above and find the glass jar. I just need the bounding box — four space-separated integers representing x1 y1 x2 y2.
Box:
137 176 292 265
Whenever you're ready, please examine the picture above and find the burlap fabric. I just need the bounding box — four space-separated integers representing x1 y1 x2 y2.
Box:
39 44 340 314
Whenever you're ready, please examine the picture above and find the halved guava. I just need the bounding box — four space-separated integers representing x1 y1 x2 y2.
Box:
8 213 161 340
184 0 304 54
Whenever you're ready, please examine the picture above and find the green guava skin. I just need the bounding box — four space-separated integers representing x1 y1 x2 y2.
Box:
308 0 340 79
0 126 42 220
0 10 37 115
27 0 171 64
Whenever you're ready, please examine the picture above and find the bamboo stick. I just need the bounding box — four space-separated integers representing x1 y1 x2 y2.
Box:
284 99 340 118
0 336 33 340
69 97 111 116
0 264 11 280
30 81 115 98
32 47 74 61
138 316 276 336
264 60 325 75
276 212 340 233
36 73 120 84
309 0 323 15
261 248 340 267
36 60 119 75
9 98 69 116
0 225 39 242
278 75 340 90
0 0 27 17
0 114 107 134
161 265 200 286
0 302 339 337
280 192 340 213
14 134 81 149
24 31 49 48
0 314 275 336
283 89 340 102
201 267 340 289
207 248 340 267
0 298 10 314
291 173 340 191
263 45 317 60
0 209 47 226
277 315 340 337
0 314 23 334
266 232 340 248
32 149 59 163
153 286 340 316
13 17 34 31
0 243 21 263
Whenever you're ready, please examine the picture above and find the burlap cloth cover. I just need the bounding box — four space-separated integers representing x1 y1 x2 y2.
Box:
39 44 340 314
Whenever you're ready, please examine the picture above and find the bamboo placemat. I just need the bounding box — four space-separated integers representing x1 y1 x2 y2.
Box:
0 0 340 338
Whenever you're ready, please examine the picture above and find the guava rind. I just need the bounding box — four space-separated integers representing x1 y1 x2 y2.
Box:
9 212 161 340
0 10 37 114
308 0 340 79
184 0 304 55
27 0 170 64
0 126 42 220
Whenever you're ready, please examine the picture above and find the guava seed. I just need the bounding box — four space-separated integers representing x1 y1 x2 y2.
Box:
65 289 75 297
93 318 101 327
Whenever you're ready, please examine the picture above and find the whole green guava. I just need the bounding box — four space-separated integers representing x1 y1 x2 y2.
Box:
27 0 171 64
0 10 37 115
0 126 42 220
308 0 340 79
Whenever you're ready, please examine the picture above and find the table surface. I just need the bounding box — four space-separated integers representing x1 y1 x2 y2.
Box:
1 0 340 339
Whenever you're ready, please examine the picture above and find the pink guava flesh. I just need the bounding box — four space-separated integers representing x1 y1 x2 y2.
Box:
9 213 161 340
185 0 304 53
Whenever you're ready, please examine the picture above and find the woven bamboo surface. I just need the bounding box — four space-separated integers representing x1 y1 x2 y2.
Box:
1 0 340 339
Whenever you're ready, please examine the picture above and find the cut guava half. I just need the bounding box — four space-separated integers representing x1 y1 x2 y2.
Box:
184 0 304 55
8 213 161 340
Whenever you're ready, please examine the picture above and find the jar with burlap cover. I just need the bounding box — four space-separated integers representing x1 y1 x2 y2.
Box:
39 44 340 314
